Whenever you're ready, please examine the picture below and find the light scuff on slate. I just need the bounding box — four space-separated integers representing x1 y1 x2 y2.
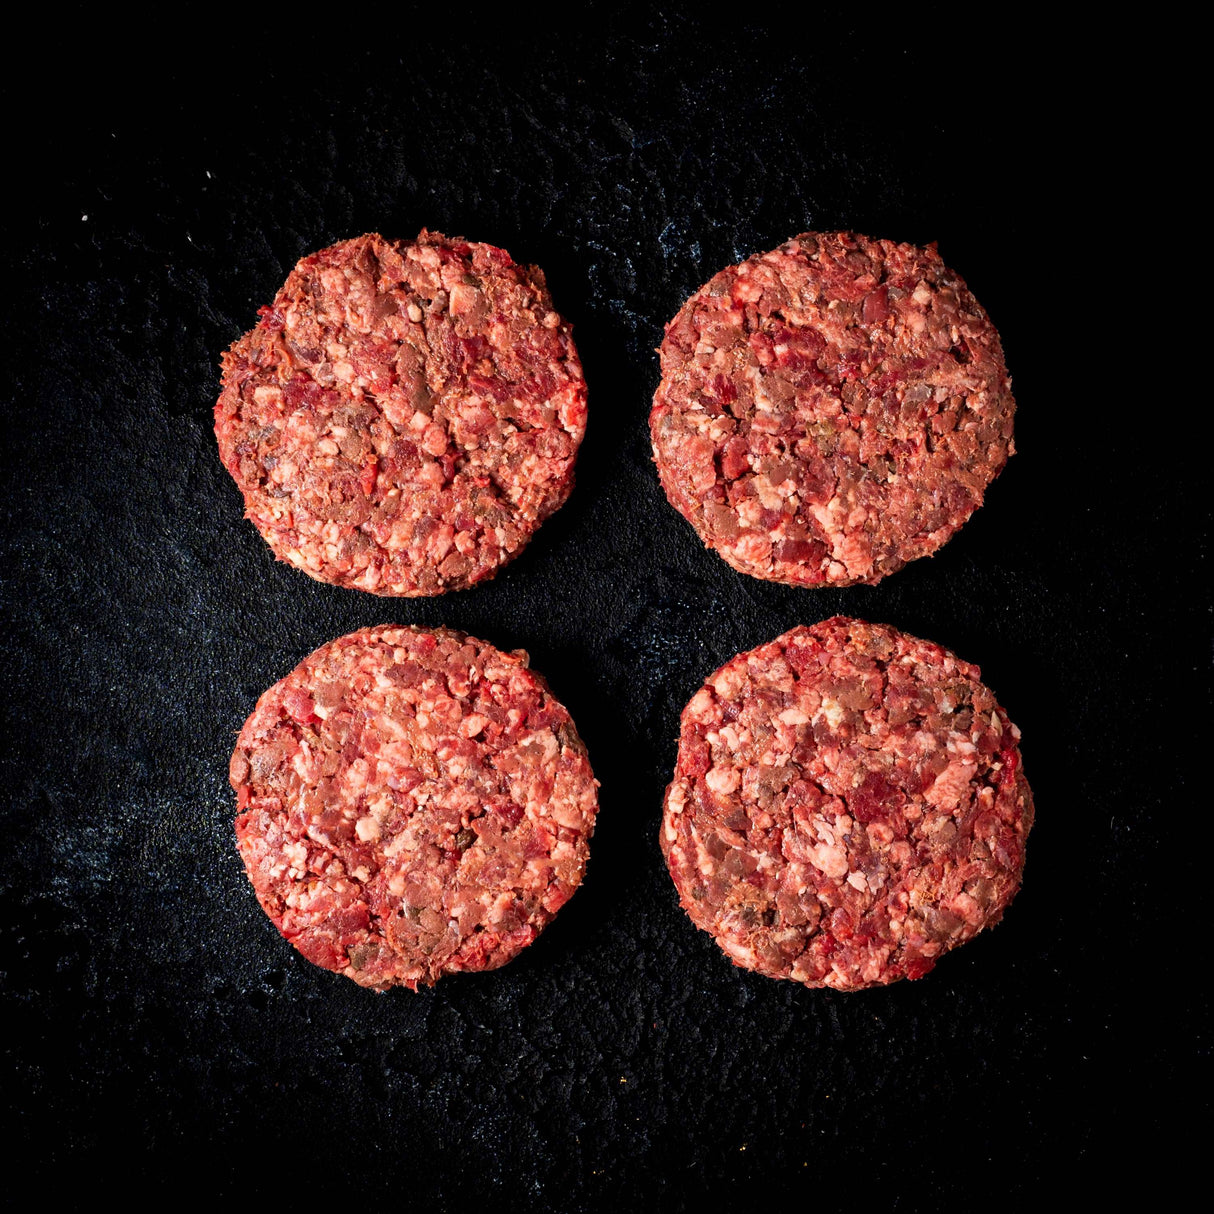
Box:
651 232 1015 587
215 232 587 596
661 617 1032 990
231 626 599 990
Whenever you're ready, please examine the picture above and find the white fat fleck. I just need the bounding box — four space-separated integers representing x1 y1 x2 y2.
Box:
808 842 848 879
384 832 412 859
815 697 844 729
355 816 380 842
550 797 586 830
461 714 488 739
733 533 770 564
735 497 764 527
369 793 394 823
718 936 760 966
711 665 745 699
690 827 716 877
847 871 868 892
705 765 741 796
924 759 978 812
778 708 810 726
753 476 783 510
717 724 744 750
808 497 842 533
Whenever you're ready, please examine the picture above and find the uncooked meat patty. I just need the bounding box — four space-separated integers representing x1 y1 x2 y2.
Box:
215 231 587 595
231 626 599 989
650 232 1014 586
660 617 1032 990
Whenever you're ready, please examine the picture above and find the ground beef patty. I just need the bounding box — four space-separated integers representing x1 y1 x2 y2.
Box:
650 233 1014 586
231 626 599 989
215 231 587 595
661 618 1032 990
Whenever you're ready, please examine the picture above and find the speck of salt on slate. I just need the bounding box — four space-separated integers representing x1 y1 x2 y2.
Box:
0 12 1200 1209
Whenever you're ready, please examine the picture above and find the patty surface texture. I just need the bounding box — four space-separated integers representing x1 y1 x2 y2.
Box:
651 232 1014 586
661 617 1032 990
216 231 587 595
232 625 599 989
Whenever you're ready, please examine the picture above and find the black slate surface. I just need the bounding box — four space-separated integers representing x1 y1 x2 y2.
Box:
2 14 1202 1207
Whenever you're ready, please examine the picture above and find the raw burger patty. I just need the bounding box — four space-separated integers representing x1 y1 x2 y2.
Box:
231 626 599 989
215 231 587 596
650 232 1014 586
660 617 1032 990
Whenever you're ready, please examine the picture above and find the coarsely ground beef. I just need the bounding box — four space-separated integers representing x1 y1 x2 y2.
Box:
232 626 599 989
651 233 1014 586
216 232 587 595
661 617 1032 990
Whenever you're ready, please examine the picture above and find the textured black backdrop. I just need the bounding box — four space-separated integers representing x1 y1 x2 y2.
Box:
2 12 1202 1207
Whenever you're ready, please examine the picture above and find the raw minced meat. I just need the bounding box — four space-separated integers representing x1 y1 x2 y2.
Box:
216 231 587 595
232 625 599 989
661 617 1032 990
651 232 1014 586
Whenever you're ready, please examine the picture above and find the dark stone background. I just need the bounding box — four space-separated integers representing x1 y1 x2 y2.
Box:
1 12 1201 1207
